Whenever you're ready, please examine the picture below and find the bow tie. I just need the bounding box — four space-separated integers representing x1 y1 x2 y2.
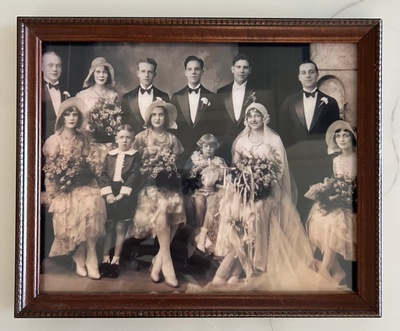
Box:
303 90 317 98
140 87 152 95
188 87 200 94
48 83 59 90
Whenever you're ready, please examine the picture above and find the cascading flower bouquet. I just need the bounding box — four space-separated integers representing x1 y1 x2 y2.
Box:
305 176 357 213
87 98 123 142
232 147 282 202
43 149 96 194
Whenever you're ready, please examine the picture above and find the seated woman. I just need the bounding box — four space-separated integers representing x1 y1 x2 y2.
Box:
128 99 185 288
207 103 341 291
42 97 107 280
306 120 357 285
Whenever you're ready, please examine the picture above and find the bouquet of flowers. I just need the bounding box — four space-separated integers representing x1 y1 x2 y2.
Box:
190 151 211 177
305 176 357 213
43 151 95 193
140 146 180 189
88 98 122 142
232 148 282 201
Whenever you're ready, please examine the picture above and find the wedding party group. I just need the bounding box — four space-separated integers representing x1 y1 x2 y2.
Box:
40 47 357 292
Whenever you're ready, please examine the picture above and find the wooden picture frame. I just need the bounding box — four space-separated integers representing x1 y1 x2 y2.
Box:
15 17 381 317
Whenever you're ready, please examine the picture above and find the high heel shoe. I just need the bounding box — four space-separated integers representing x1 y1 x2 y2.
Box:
150 256 161 283
86 265 101 280
73 257 87 277
161 257 179 288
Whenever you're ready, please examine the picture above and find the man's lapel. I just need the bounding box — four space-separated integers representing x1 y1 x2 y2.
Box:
128 87 144 123
177 87 192 126
294 92 307 130
223 83 235 123
309 92 325 132
193 86 209 127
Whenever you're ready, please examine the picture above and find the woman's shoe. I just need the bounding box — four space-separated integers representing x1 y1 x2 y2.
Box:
75 263 87 277
73 257 87 277
99 262 111 278
227 275 239 285
164 274 179 288
150 256 161 283
86 265 101 280
161 257 179 288
212 276 226 286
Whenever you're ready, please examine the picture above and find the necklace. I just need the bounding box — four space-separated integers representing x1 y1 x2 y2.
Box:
93 87 107 98
153 130 167 143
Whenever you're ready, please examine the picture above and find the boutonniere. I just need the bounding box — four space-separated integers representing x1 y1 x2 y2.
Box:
63 91 71 99
243 91 257 108
318 97 328 107
201 97 211 108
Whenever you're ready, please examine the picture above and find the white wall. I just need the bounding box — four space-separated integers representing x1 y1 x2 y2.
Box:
1 0 398 330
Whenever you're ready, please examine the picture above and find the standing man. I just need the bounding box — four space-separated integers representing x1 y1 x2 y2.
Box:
215 53 275 164
171 55 215 165
121 58 170 134
279 60 340 223
41 50 69 142
41 50 69 264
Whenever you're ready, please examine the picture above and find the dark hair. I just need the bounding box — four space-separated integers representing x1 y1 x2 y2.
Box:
56 106 83 131
116 124 135 136
299 60 319 73
245 108 263 118
333 128 356 148
184 55 204 70
232 53 250 66
86 65 113 87
196 134 220 150
144 106 170 129
137 58 158 72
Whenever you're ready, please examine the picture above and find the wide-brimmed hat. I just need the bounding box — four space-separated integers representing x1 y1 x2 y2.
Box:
144 98 178 130
244 102 270 125
54 97 88 132
326 120 357 154
83 57 116 88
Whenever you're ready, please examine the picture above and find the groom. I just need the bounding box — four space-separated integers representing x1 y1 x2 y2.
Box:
279 60 340 223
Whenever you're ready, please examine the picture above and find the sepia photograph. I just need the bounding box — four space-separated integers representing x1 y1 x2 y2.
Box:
39 40 358 294
15 18 380 317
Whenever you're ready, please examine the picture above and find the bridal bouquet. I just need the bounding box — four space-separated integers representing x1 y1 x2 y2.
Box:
190 151 212 177
43 152 95 193
88 98 122 141
305 176 357 213
232 148 282 201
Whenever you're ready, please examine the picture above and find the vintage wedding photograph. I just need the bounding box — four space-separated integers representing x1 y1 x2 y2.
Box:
15 17 381 318
38 40 358 295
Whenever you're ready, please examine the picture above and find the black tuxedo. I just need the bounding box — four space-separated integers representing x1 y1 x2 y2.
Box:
214 81 276 164
121 86 170 135
170 85 215 166
41 80 68 142
279 90 340 222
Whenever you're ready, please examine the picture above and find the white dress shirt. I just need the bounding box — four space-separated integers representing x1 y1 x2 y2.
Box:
232 81 247 121
138 84 154 120
44 79 61 114
188 84 201 124
303 89 318 130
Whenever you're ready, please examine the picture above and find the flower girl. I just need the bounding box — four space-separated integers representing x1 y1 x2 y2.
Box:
189 134 227 253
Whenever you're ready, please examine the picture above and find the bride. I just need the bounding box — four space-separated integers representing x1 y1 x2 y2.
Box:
205 103 342 291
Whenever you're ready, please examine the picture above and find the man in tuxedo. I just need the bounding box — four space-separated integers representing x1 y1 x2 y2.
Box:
41 51 69 142
279 60 340 223
121 58 170 135
171 55 215 166
41 50 70 265
214 53 275 164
